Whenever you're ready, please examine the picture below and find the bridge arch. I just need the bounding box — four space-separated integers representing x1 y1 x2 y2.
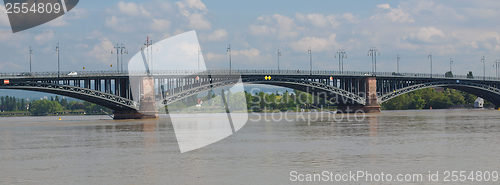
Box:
378 80 500 107
0 81 137 112
161 77 366 106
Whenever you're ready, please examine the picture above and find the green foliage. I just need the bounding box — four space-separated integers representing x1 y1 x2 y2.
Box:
29 99 63 116
382 88 480 110
467 71 474 79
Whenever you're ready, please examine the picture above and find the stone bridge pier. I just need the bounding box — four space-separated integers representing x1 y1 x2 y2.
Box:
337 77 381 113
114 77 159 119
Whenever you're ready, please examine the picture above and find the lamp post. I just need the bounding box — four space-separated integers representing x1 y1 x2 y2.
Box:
277 48 281 73
428 54 433 78
336 49 347 74
481 56 486 81
308 48 312 75
368 47 378 75
495 59 500 78
227 44 232 75
29 46 32 73
449 58 454 73
397 54 400 74
113 43 128 73
56 42 60 79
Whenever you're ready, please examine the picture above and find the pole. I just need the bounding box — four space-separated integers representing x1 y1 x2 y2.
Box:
277 49 281 73
29 46 32 73
482 56 486 81
227 44 231 75
198 46 200 71
449 58 453 73
428 54 433 78
308 49 312 75
368 48 378 75
397 54 400 74
56 42 60 79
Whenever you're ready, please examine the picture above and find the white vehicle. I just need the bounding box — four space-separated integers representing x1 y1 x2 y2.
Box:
67 71 78 76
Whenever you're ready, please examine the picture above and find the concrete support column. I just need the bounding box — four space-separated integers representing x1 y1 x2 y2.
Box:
364 77 381 113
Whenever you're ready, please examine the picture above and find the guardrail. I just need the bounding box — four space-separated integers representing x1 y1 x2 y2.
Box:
1 70 499 82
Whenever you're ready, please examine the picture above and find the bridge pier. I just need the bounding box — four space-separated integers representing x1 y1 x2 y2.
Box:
337 77 381 113
364 77 381 113
113 77 158 120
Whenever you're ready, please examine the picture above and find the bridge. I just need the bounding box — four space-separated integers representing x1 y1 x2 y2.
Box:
1 69 500 119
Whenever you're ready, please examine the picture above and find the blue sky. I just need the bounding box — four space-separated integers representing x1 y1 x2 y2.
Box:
1 0 500 76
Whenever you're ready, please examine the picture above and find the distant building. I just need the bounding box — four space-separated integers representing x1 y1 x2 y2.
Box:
474 98 484 108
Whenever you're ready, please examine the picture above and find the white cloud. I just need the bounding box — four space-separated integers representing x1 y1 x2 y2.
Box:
88 39 114 63
233 48 260 58
117 1 151 17
205 52 225 61
0 5 9 27
151 19 171 31
249 14 299 40
289 34 339 52
377 4 391 10
372 4 414 23
202 29 228 41
342 13 359 24
105 16 134 32
295 13 339 28
34 30 55 43
406 27 446 43
188 13 211 30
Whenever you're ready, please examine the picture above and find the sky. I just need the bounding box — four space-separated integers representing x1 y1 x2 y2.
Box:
1 0 500 76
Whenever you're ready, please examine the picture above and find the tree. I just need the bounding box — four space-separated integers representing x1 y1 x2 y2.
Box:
29 99 63 116
467 71 474 79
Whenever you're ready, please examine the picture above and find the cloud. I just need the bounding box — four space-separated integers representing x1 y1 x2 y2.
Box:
34 30 55 44
0 61 21 72
105 16 134 32
341 13 359 24
295 13 339 28
188 13 211 30
405 27 446 43
371 4 414 23
176 0 211 30
118 1 151 17
205 52 225 61
151 18 171 31
289 34 339 52
202 29 228 41
0 5 9 27
377 4 391 10
87 39 114 63
233 48 260 58
249 14 299 40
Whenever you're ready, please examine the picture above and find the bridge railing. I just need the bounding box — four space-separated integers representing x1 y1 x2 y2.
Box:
2 69 500 82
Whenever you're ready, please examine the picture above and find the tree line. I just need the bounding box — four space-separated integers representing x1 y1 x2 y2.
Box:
0 96 110 116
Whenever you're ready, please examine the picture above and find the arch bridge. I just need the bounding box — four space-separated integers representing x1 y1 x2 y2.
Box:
1 70 499 119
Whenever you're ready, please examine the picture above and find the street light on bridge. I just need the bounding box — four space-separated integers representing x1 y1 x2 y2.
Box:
495 59 500 78
308 48 312 75
336 49 347 74
28 46 33 74
449 58 454 73
396 54 400 74
368 47 378 75
112 43 128 73
56 42 60 79
227 44 232 75
428 54 433 78
481 56 486 81
277 48 281 73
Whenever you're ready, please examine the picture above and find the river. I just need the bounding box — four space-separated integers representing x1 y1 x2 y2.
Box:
1 109 499 184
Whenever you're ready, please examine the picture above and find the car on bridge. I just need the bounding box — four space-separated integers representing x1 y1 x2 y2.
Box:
17 72 32 76
67 72 78 76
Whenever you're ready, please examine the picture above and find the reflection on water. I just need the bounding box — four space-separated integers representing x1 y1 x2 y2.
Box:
0 110 500 185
